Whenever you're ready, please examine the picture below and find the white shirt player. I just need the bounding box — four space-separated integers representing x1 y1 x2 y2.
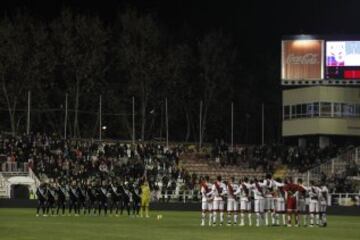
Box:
298 184 309 213
319 185 329 207
236 182 253 212
262 179 276 213
252 182 266 200
209 180 227 224
274 184 286 209
308 185 321 200
319 185 329 226
252 181 267 226
226 182 239 215
236 182 252 201
308 185 321 214
200 181 213 214
211 181 227 201
201 182 213 202
227 183 239 200
262 179 275 198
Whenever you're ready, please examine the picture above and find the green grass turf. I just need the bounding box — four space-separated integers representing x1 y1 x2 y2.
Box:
0 209 359 240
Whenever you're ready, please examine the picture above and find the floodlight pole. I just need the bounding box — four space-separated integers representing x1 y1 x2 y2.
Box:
99 95 102 141
64 93 68 139
132 96 135 145
261 103 264 145
165 97 169 149
160 101 163 143
199 101 203 149
26 91 31 135
231 102 234 149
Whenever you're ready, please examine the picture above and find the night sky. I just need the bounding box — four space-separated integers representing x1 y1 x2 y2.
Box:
0 0 359 141
1 0 359 69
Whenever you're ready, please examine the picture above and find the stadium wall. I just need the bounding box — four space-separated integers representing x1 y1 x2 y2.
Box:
0 199 359 216
283 118 360 136
282 86 360 137
283 86 360 104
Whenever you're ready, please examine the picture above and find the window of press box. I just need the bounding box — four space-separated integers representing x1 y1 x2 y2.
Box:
313 102 319 117
305 103 318 117
291 105 296 118
334 103 342 117
301 104 307 117
284 102 360 120
284 106 290 120
320 102 332 117
296 104 302 118
356 105 360 117
342 103 352 117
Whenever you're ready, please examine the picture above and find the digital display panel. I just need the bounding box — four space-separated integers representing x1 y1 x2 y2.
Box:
326 41 360 79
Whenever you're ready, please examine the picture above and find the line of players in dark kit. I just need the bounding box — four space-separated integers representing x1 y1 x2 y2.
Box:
35 179 142 217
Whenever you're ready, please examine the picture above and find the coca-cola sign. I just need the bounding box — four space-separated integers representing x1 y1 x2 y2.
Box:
282 40 323 81
286 53 319 65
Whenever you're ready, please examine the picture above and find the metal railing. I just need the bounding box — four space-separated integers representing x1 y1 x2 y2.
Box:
155 190 360 206
153 190 200 203
355 147 360 165
1 162 29 173
331 192 360 206
294 147 360 185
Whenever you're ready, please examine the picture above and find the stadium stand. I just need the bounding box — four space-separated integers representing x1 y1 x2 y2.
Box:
0 132 359 202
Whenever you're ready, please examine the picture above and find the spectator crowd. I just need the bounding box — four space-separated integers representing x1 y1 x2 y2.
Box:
0 133 358 198
211 139 343 172
0 133 190 201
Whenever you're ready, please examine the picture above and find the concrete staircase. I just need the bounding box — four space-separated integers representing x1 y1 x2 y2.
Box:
180 152 265 180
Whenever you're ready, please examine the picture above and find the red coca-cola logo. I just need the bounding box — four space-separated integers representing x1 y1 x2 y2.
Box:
286 53 319 65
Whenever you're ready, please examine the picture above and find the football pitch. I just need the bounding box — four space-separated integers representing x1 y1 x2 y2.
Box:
0 209 359 240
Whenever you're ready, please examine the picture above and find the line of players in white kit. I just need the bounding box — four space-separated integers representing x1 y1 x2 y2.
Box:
200 174 329 227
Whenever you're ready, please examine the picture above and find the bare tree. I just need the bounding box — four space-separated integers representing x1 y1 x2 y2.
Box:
0 14 52 135
118 9 163 141
198 31 237 144
51 10 108 138
166 43 198 141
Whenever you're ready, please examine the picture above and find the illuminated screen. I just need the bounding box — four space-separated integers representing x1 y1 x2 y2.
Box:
326 41 360 79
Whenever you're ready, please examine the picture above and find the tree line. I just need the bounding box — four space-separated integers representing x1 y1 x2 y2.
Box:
0 8 281 144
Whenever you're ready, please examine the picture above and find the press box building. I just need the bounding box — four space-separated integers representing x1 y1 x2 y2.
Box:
281 35 360 147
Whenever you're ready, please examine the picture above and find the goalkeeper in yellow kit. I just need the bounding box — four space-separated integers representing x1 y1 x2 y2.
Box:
140 180 151 218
